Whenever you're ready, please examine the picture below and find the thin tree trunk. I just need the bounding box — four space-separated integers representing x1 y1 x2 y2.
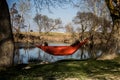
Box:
0 0 14 66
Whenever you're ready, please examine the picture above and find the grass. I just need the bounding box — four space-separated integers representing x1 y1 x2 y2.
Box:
0 58 120 80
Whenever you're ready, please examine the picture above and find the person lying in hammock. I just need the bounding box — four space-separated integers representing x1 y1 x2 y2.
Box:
70 40 80 46
43 40 80 46
43 42 48 46
36 38 88 56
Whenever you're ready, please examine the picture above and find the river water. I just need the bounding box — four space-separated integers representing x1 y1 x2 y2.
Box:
14 43 103 64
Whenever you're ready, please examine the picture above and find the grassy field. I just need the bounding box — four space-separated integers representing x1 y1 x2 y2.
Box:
0 57 120 80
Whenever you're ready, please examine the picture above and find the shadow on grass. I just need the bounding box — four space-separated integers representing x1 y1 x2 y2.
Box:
0 58 120 80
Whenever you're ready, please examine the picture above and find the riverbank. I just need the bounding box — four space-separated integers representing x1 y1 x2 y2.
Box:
0 56 120 80
13 32 74 44
13 32 105 44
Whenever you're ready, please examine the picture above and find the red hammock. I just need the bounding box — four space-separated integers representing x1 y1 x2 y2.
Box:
36 38 88 56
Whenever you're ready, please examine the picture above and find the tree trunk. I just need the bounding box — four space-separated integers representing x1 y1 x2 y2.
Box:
98 20 120 60
0 0 14 66
97 0 120 60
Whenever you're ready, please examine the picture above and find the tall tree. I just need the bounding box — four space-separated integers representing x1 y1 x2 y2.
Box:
74 11 112 58
99 0 120 59
0 0 14 66
33 14 62 42
75 0 120 59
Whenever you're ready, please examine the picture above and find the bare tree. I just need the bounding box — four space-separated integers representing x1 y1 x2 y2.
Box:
65 23 78 42
65 23 74 33
73 11 112 58
33 14 62 42
33 0 73 12
73 0 120 59
34 14 62 32
17 0 30 30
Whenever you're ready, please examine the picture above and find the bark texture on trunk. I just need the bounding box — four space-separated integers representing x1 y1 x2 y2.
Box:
0 0 14 66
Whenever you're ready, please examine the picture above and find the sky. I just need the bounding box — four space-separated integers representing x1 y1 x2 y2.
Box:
41 7 78 25
7 0 79 32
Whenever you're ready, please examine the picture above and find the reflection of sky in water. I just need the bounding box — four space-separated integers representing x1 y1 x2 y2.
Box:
15 43 103 64
18 48 84 63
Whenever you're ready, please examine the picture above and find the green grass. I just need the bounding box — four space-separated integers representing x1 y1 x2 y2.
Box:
0 58 120 80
